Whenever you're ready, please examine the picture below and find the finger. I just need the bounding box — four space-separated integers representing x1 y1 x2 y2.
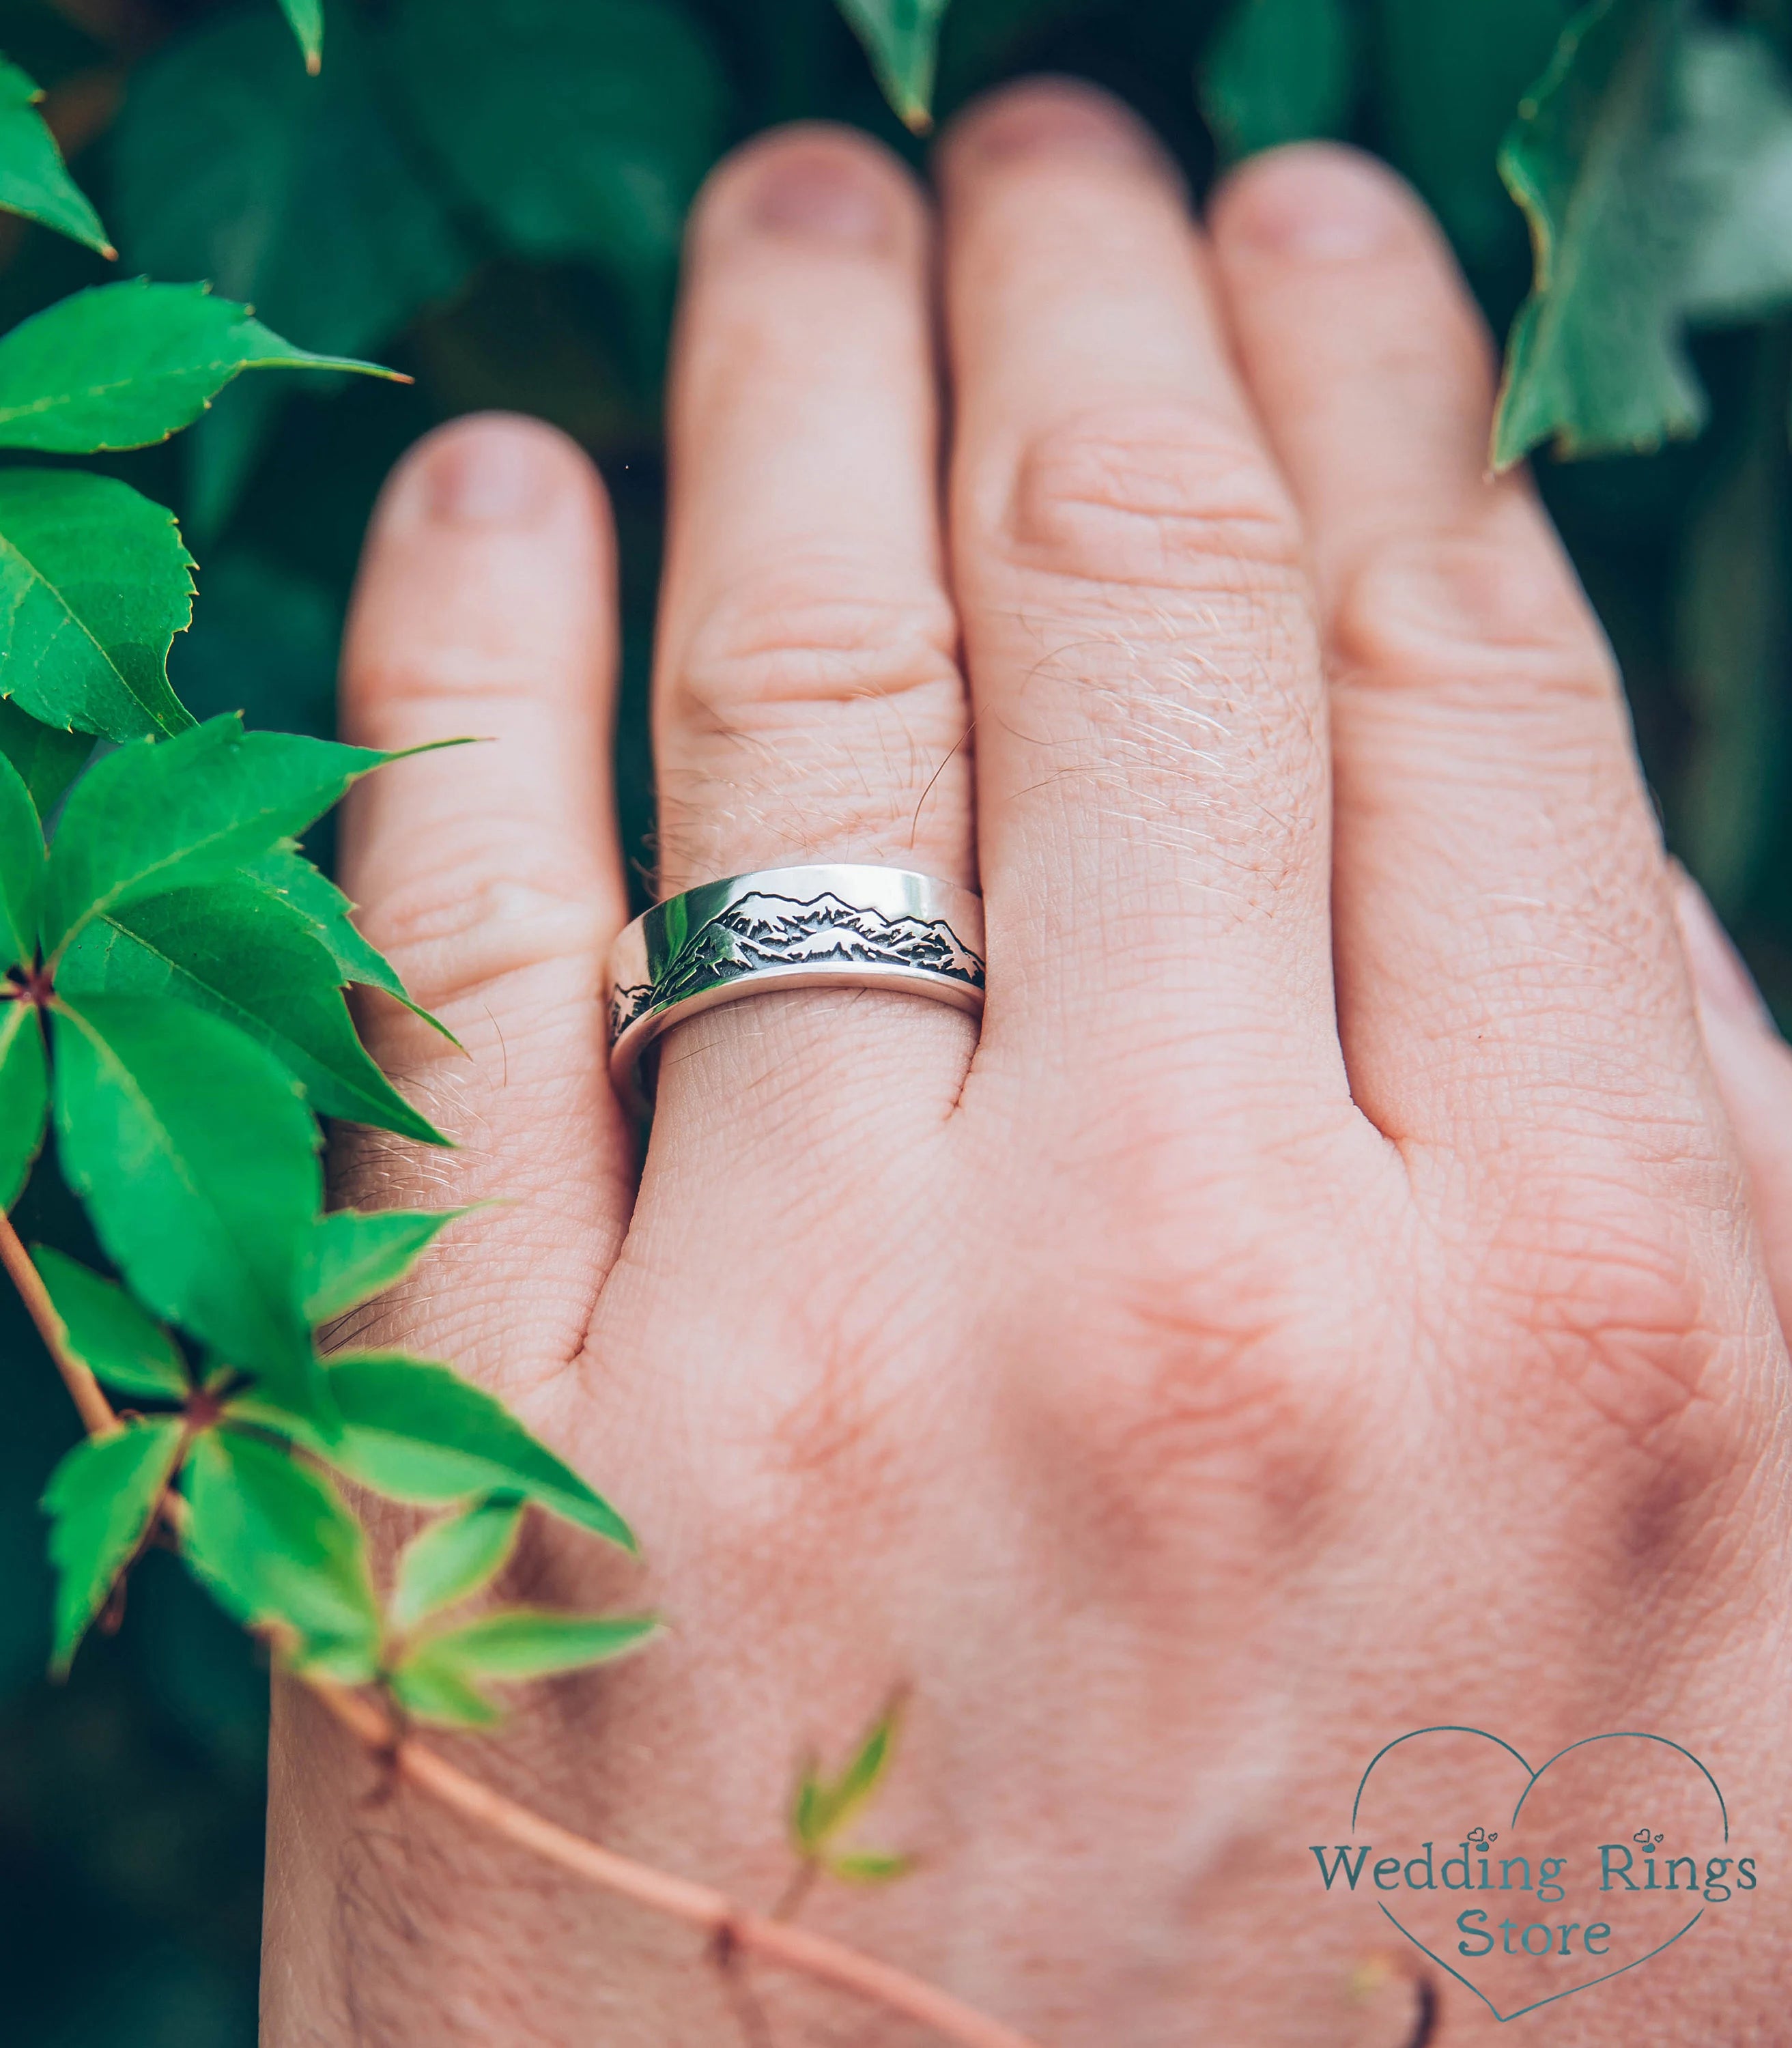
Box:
937 83 1348 1144
1675 872 1792 1335
646 126 973 1137
1208 147 1716 1161
335 414 634 1380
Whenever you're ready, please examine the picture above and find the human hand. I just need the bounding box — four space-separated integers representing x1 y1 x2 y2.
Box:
261 81 1792 2046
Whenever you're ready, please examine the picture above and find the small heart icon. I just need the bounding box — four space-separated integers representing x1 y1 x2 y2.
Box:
1331 1727 1736 2023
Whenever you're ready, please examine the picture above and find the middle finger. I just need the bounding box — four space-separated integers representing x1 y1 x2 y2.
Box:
940 83 1350 1146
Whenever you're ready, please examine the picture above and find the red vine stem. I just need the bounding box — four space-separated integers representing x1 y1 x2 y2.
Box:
311 1678 1042 2048
0 1208 1046 2048
0 1211 119 1436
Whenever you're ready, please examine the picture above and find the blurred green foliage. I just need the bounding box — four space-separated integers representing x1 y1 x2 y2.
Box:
1 0 1789 2037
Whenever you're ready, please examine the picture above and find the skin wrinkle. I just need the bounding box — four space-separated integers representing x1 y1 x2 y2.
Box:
1004 407 1305 577
668 566 960 696
352 872 609 1016
656 702 963 864
765 1228 971 1481
1330 526 1618 672
1466 1182 1761 1469
651 989 975 1148
1331 700 1639 817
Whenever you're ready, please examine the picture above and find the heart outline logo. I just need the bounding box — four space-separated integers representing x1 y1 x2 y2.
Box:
1350 1727 1727 2023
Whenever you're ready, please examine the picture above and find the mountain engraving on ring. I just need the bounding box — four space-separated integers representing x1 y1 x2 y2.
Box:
609 890 986 1038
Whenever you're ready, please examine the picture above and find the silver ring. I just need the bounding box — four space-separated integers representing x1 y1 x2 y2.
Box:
606 864 985 1115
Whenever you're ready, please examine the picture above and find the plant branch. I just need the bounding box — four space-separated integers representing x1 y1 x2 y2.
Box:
2 1224 1046 2048
307 1678 1044 2048
771 1858 821 1923
0 1210 118 1436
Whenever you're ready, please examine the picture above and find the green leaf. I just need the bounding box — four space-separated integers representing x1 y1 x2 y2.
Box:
0 281 400 457
386 1641 501 1727
392 1608 658 1724
57 880 448 1145
279 0 324 73
325 1356 635 1549
1201 0 1359 160
0 698 91 817
238 1353 635 1550
390 1495 524 1632
51 994 326 1417
418 1608 658 1677
31 1246 188 1400
41 714 390 959
825 1850 913 1884
114 3 470 532
302 1206 470 1325
793 1694 905 1855
0 57 111 257
834 0 948 132
182 1427 380 1679
0 746 42 968
0 470 195 743
1493 2 1792 466
1371 0 1571 265
791 1770 827 1850
237 844 454 1041
41 1418 184 1675
388 0 728 319
1496 0 1688 464
0 999 47 1210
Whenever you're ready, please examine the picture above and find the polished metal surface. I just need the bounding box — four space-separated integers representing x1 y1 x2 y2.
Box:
606 863 986 1115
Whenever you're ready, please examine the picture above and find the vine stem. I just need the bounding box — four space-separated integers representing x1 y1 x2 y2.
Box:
1 1208 1046 2048
0 1211 119 1436
309 1678 1042 2048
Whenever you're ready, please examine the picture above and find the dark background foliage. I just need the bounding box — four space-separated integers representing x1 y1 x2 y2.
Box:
0 0 1786 2036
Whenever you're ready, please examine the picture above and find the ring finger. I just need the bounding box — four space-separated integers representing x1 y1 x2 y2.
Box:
646 126 974 1149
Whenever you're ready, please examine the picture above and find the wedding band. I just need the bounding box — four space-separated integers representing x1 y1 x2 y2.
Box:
606 863 986 1115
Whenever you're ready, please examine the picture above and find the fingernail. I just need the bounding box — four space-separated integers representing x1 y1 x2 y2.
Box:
415 422 559 527
1225 153 1408 261
963 84 1165 172
1673 866 1776 1035
746 148 894 246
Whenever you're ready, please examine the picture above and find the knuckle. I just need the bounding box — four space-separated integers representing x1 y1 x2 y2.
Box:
1004 399 1307 592
1333 526 1618 708
1019 1324 1363 1588
1008 1208 1376 1549
657 572 970 874
350 642 571 717
669 571 961 728
356 834 607 1013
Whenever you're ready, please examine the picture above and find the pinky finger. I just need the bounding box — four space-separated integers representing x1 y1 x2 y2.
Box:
1675 868 1792 1338
332 414 634 1383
